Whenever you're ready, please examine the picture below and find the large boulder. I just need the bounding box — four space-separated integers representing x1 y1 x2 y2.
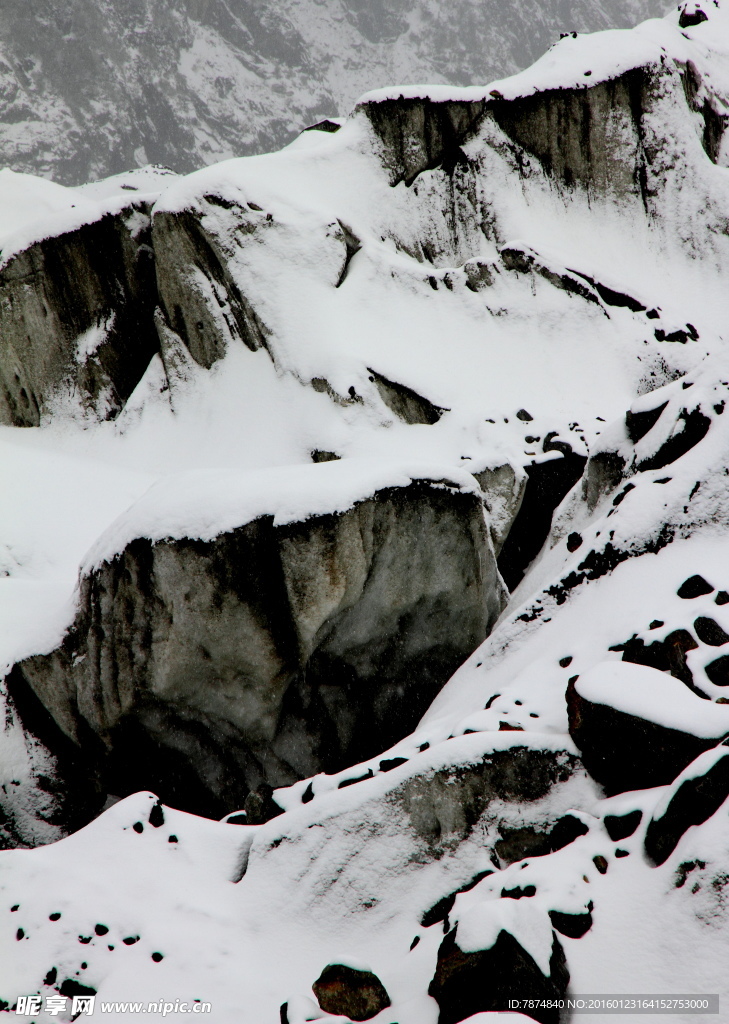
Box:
567 661 729 794
9 461 506 818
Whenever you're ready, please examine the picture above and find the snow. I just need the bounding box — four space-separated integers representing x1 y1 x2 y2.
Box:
575 661 729 738
0 169 101 263
454 899 555 974
81 459 482 572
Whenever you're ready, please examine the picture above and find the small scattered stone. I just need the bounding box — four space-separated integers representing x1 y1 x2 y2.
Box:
677 575 714 599
559 656 573 667
593 855 608 874
313 964 391 1021
132 821 144 834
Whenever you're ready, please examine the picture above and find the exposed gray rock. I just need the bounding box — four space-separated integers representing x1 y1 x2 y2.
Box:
10 477 506 818
368 368 444 425
473 462 527 555
0 205 159 425
152 207 270 368
398 745 581 857
357 94 487 187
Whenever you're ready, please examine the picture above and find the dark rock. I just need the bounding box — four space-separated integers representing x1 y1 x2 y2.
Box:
356 94 486 187
338 769 375 789
368 368 443 424
495 813 588 864
59 980 96 998
593 855 608 874
604 810 642 840
2 665 105 845
499 245 601 306
679 6 709 29
582 450 626 511
501 885 536 899
312 964 390 1021
567 532 583 552
645 748 729 865
625 402 668 443
303 119 341 134
705 655 729 686
311 450 340 463
153 207 271 367
490 70 650 201
716 591 729 606
428 927 569 1024
637 408 711 472
498 452 586 590
548 908 593 938
422 893 457 928
379 757 409 772
567 676 725 795
678 574 715 598
694 617 729 647
148 802 165 827
11 478 504 819
516 409 533 421
609 629 699 692
0 206 159 426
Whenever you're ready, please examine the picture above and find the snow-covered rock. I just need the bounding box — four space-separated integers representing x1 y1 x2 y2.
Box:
8 2 729 1022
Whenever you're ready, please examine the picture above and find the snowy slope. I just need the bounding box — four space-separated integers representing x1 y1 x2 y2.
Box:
4 2 729 1023
0 0 668 185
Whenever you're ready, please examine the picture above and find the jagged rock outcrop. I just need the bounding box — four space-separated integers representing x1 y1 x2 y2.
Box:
0 204 159 425
9 468 506 818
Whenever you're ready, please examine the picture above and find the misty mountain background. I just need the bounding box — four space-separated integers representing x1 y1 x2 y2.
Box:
0 0 668 185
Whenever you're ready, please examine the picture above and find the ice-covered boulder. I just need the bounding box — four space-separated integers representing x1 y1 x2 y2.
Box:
8 461 506 819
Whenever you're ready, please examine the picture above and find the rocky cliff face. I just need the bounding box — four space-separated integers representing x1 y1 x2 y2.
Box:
10 471 505 818
0 203 158 425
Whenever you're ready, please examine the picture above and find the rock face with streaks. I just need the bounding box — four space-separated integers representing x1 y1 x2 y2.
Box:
9 476 506 818
0 204 159 425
